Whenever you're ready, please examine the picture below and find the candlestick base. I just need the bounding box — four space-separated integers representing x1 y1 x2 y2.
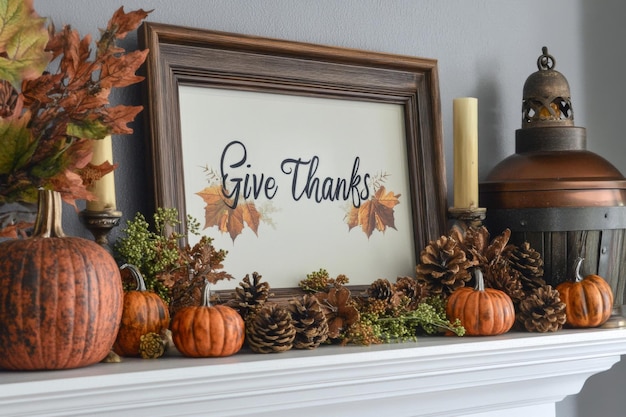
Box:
448 207 487 232
79 209 122 251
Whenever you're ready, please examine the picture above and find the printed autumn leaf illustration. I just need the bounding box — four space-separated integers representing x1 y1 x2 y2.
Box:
196 185 262 242
347 185 400 238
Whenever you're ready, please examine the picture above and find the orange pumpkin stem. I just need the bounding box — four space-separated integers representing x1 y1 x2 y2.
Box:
202 280 212 307
33 189 66 238
473 268 485 291
574 257 584 283
121 264 147 291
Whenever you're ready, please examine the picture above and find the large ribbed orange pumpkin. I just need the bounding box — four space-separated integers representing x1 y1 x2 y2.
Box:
0 190 123 370
446 268 515 336
171 282 245 357
556 257 613 328
113 264 170 356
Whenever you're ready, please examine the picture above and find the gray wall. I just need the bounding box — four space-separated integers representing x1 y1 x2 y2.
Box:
32 1 626 416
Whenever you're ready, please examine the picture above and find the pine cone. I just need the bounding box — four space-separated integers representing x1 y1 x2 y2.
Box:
483 228 511 263
416 235 473 298
517 285 567 332
368 278 394 301
466 227 511 269
286 295 329 349
246 304 296 353
395 276 427 309
483 258 526 305
138 332 166 359
227 272 271 320
454 225 490 265
505 242 546 292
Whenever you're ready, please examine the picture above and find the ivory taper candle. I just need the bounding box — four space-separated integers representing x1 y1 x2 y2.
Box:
453 97 479 209
86 135 117 211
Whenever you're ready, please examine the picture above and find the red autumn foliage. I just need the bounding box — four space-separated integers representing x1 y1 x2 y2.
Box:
0 5 151 206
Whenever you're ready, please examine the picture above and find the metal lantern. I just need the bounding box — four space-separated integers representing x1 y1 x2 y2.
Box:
480 47 626 327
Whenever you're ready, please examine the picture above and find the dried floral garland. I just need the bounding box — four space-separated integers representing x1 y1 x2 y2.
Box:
229 270 465 351
115 207 575 359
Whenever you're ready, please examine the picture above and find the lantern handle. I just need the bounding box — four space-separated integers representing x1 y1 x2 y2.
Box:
537 46 556 71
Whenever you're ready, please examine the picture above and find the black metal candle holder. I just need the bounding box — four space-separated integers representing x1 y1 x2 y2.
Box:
448 206 487 231
79 209 122 251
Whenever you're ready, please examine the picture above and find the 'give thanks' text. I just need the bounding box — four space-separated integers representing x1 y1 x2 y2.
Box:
220 140 371 209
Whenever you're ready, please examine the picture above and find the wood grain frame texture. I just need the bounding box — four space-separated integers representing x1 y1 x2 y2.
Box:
139 22 447 299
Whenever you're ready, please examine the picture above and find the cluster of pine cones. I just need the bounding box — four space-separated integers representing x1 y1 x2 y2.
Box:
224 224 566 351
226 272 330 353
415 225 566 332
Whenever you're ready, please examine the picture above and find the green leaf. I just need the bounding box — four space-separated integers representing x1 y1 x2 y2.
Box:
0 0 29 47
0 116 38 175
66 120 109 140
28 153 65 179
0 0 51 87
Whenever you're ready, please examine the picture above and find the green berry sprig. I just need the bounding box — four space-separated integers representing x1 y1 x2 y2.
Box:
114 207 197 301
348 295 465 344
299 268 349 293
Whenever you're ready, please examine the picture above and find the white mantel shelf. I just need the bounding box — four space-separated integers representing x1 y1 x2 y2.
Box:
2 329 626 417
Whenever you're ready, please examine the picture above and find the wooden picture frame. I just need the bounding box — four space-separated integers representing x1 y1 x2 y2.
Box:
139 22 446 298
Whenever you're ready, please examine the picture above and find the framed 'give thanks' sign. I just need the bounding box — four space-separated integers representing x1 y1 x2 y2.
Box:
140 22 446 294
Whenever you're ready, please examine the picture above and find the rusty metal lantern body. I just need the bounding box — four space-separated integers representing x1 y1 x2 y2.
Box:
480 48 626 325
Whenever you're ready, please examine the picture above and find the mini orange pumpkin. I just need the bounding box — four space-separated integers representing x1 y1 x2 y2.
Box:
446 268 515 336
171 282 245 357
556 257 613 328
113 264 171 356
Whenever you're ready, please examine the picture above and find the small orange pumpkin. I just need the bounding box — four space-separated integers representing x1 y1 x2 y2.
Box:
556 257 613 328
171 282 245 357
446 268 515 336
113 264 171 356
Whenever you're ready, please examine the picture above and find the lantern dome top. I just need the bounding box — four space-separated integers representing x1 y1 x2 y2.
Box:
481 47 626 209
522 47 574 128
